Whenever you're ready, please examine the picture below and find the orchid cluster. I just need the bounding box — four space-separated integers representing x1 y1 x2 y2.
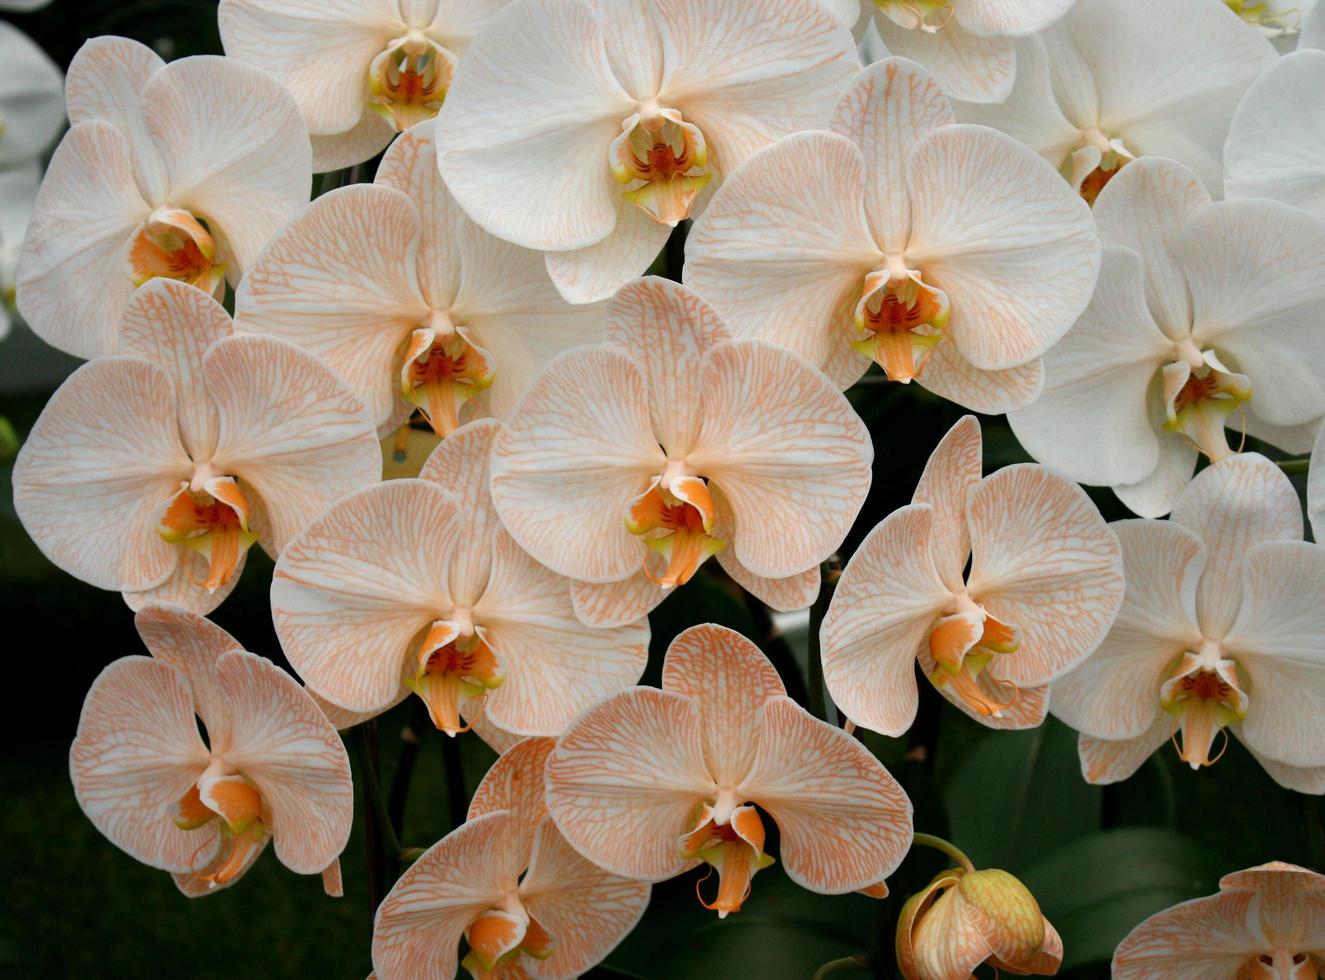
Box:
6 0 1325 976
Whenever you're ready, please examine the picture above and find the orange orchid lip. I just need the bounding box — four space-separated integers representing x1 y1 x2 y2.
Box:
1159 645 1249 770
368 31 456 131
129 207 226 295
627 474 726 589
405 618 505 735
926 598 1022 718
610 109 712 227
172 767 269 890
681 801 776 919
156 475 259 592
400 325 495 439
851 269 948 383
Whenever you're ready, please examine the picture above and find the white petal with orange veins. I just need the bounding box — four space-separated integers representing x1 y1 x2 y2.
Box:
134 602 244 729
912 415 982 592
209 651 353 875
571 573 667 629
545 687 714 881
545 197 673 306
371 811 521 980
205 335 382 556
15 122 151 358
717 550 821 613
418 419 501 608
1112 888 1269 979
967 464 1124 688
490 346 663 584
14 357 191 592
310 112 397 173
921 650 1051 730
70 657 212 872
273 480 458 714
956 0 1077 36
436 0 632 251
742 696 912 893
473 530 648 738
1242 746 1325 794
683 131 878 388
1050 520 1204 742
906 124 1099 373
689 339 872 579
920 341 1045 416
1170 454 1302 640
871 13 1014 103
234 184 427 433
1076 719 1172 786
468 737 556 852
125 549 247 618
821 504 951 737
0 21 67 168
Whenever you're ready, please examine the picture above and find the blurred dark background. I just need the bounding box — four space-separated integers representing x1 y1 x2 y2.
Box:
1 2 1319 977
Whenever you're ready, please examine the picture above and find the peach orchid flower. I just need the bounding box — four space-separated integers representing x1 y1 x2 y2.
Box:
685 58 1099 412
71 603 352 896
272 418 648 738
218 0 511 173
14 278 382 616
1113 862 1325 978
545 624 913 918
15 36 310 359
235 122 605 440
489 277 873 629
1009 157 1325 519
373 736 649 979
1051 454 1325 794
821 416 1124 735
832 0 1078 103
952 0 1275 203
435 0 860 304
0 20 65 168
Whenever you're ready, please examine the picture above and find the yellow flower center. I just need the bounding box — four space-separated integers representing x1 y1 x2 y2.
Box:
851 267 949 383
874 0 955 32
1160 344 1252 463
610 108 712 226
1159 643 1249 770
368 30 456 131
129 207 225 294
1224 0 1303 36
156 473 259 592
1064 129 1136 206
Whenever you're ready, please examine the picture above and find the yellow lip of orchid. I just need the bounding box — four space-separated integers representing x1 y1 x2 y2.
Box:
875 0 956 33
367 29 457 132
610 108 713 227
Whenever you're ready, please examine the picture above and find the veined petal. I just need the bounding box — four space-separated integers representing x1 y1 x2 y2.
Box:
741 696 912 893
273 480 459 714
435 0 633 251
912 415 981 591
545 197 674 305
15 121 151 358
206 335 382 556
821 504 952 736
683 130 879 388
1050 520 1205 742
0 21 65 168
208 651 353 875
689 339 872 579
14 357 191 592
923 651 1051 730
417 419 501 607
905 123 1100 372
134 602 243 732
371 811 520 980
233 184 427 433
956 0 1077 36
1112 889 1274 979
472 530 649 738
870 11 1014 103
70 657 211 872
920 341 1045 415
713 511 821 613
125 549 248 618
545 687 715 881
571 572 667 629
1169 454 1302 640
467 737 557 856
967 464 1125 687
490 345 663 583
1077 719 1173 785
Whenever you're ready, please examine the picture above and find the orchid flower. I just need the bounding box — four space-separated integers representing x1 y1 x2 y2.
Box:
821 416 1123 735
71 603 352 896
0 163 39 341
272 418 648 739
1113 862 1325 978
684 58 1099 412
1051 453 1325 794
1225 48 1325 221
235 122 604 441
489 277 872 629
373 736 649 980
219 0 511 172
830 0 1078 103
952 0 1275 203
14 278 382 616
15 36 310 359
1008 157 1325 518
0 20 64 168
1224 0 1318 38
545 624 913 917
435 0 860 304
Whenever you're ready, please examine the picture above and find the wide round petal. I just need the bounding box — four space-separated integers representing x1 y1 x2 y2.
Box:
912 415 981 591
473 529 649 737
14 356 191 592
905 123 1100 372
821 504 951 736
544 198 673 306
70 657 212 872
1112 889 1269 979
134 602 243 730
545 687 714 881
435 0 633 251
967 464 1125 688
14 121 151 358
311 112 398 173
468 737 556 854
956 0 1076 36
490 345 663 583
1050 520 1204 741
689 339 873 579
0 20 66 167
919 340 1045 415
273 480 458 712
922 650 1051 730
371 810 520 980
1111 401 1200 520
125 549 247 618
712 485 822 611
870 12 1015 103
1077 720 1172 785
205 334 382 555
209 651 353 874
683 131 879 388
570 572 667 629
417 419 501 607
741 696 912 893
233 184 427 433
1007 247 1173 488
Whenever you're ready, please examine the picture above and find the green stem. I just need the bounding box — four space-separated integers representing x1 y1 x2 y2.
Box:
811 955 871 980
387 702 428 836
1277 458 1309 474
806 556 842 722
912 833 976 873
1301 793 1325 871
441 730 469 832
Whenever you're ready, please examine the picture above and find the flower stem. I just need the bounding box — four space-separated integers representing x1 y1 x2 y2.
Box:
807 556 842 722
440 729 469 832
912 832 976 873
811 955 871 980
387 702 427 835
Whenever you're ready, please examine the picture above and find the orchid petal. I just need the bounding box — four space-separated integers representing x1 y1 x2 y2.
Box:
571 573 667 629
870 12 1014 103
417 419 502 607
956 0 1077 36
1113 890 1276 978
134 602 243 731
0 21 66 168
1077 719 1172 785
912 415 981 592
467 737 556 854
545 199 673 305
